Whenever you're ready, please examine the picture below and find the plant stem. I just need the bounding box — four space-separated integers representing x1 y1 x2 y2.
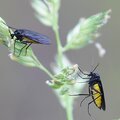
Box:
54 27 63 68
38 63 54 79
65 95 73 120
31 54 54 79
52 8 64 67
51 3 74 120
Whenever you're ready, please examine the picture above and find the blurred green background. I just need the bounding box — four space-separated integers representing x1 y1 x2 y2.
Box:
0 0 119 120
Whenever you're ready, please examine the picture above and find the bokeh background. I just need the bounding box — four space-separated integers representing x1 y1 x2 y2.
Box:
0 0 119 120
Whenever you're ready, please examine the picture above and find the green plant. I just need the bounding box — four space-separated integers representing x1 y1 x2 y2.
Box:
0 0 111 120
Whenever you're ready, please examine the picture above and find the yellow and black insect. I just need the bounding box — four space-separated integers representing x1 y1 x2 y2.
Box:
71 64 105 118
4 23 51 56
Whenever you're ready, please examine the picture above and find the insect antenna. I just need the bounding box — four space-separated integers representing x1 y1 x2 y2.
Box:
91 63 99 73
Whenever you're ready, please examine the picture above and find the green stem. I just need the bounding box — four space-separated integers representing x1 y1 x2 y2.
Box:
65 95 73 120
54 27 63 68
51 3 74 120
38 63 54 79
52 10 64 67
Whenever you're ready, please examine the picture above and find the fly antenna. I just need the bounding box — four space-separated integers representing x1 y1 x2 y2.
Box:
91 63 99 73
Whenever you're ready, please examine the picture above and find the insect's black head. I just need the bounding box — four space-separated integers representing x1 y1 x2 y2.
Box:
13 30 23 40
14 30 23 35
88 72 100 81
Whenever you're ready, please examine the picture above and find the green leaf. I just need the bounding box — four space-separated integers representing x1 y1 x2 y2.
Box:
46 64 86 108
9 45 41 68
63 10 111 52
31 0 60 27
0 18 12 47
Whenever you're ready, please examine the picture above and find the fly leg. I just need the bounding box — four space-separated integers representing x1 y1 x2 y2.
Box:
80 86 91 107
25 43 32 55
88 95 101 120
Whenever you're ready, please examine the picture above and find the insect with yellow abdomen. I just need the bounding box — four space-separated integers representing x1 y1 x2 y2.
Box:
70 64 105 119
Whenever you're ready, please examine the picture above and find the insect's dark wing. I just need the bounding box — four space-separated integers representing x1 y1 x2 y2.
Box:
99 80 106 110
20 29 51 45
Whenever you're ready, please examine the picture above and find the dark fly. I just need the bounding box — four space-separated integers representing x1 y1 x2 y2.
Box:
3 22 51 56
70 64 106 119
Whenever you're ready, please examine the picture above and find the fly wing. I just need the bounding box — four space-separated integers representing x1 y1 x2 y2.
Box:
99 81 106 110
20 29 51 45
